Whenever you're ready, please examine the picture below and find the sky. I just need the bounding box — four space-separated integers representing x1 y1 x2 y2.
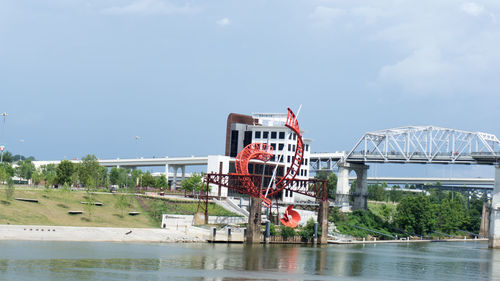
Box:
1 0 499 177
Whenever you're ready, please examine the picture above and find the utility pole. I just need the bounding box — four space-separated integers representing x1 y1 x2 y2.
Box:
0 112 7 163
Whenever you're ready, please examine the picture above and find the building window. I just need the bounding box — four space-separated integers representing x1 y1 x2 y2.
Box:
280 157 284 163
293 134 297 140
278 143 284 150
279 132 285 139
263 131 269 139
230 130 239 157
305 144 309 151
288 144 291 151
255 131 261 139
287 155 291 162
293 145 296 151
304 159 308 165
271 143 276 151
243 131 252 147
271 131 277 139
304 170 307 177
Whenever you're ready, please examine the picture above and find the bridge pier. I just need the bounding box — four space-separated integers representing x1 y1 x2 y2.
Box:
245 197 262 243
171 165 186 190
489 166 500 248
335 163 351 211
318 200 329 244
335 162 369 211
352 165 369 211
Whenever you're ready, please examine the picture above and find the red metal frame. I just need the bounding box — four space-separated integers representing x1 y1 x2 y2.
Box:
232 108 305 206
204 173 328 201
196 108 328 226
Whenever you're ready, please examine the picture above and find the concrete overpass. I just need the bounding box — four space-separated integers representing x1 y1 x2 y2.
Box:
358 177 494 187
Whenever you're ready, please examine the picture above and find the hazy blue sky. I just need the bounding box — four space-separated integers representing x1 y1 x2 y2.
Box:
1 0 499 177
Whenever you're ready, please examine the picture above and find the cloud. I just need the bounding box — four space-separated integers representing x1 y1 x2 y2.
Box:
309 1 500 97
461 2 484 16
379 47 457 95
102 0 200 15
309 6 344 26
216 17 231 27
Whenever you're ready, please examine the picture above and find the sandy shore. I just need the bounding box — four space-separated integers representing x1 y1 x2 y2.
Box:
0 224 209 243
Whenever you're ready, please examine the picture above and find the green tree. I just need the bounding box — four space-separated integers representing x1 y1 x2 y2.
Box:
78 154 101 187
0 162 14 179
109 167 121 185
15 160 35 182
368 183 386 201
32 168 42 186
41 164 57 187
437 197 466 234
314 170 337 199
395 195 436 236
141 171 155 187
4 178 14 201
181 174 204 192
0 163 13 184
463 198 483 233
155 174 168 189
130 169 143 188
56 160 75 185
84 177 97 220
114 194 130 217
389 185 404 202
1 151 14 163
97 165 108 187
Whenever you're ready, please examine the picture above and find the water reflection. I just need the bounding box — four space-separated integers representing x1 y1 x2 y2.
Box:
0 241 496 280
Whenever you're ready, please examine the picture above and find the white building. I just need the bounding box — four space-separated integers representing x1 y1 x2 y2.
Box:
207 112 312 203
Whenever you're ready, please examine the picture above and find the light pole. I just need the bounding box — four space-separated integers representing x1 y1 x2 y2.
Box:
0 112 7 163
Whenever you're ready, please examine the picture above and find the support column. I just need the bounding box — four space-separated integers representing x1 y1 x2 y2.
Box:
335 164 350 211
246 197 262 243
352 165 369 211
481 201 490 238
318 199 329 244
181 166 186 182
164 164 170 189
172 166 178 190
489 166 500 248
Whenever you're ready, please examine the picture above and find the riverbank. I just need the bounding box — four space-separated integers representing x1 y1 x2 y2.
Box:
328 237 488 244
0 224 208 243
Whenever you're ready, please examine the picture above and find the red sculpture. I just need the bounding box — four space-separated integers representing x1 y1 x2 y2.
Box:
280 205 301 228
234 108 304 226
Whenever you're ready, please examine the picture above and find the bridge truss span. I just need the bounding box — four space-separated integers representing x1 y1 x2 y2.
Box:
346 126 500 165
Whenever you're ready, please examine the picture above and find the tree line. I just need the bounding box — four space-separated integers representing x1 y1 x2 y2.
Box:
0 154 169 189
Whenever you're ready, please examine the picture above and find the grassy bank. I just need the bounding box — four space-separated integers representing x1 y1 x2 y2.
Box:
139 197 242 224
0 188 157 228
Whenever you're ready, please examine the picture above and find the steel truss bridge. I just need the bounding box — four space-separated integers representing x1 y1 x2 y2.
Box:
346 126 500 165
310 126 500 169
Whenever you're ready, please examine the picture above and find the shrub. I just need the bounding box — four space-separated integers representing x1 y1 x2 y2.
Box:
269 223 277 236
298 218 320 240
280 225 296 239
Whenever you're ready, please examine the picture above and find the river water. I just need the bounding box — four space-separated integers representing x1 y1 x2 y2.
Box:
0 240 498 280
